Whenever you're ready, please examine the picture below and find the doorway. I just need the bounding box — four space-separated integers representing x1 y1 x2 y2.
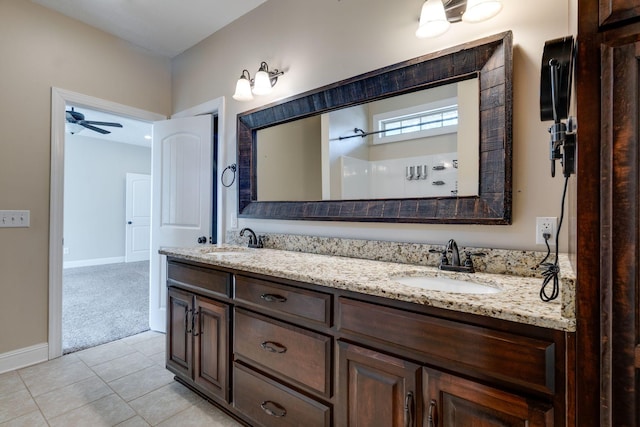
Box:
62 105 153 353
49 88 226 359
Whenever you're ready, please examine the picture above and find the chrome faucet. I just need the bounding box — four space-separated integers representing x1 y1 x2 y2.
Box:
240 227 264 248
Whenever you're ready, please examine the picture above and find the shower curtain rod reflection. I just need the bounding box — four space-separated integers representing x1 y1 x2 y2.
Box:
331 118 454 141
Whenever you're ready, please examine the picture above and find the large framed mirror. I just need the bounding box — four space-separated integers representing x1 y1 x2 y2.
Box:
237 31 512 224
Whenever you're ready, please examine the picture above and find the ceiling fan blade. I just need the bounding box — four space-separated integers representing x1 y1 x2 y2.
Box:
81 120 123 128
81 123 111 134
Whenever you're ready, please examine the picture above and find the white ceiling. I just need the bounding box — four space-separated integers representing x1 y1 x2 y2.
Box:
66 106 153 148
42 2 268 144
31 0 268 58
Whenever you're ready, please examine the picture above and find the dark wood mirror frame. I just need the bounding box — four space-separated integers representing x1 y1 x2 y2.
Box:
237 31 512 224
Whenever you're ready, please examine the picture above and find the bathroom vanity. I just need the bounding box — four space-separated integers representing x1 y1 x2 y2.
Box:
162 245 574 427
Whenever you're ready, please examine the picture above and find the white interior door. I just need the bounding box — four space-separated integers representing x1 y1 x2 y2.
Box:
149 115 213 332
125 173 151 263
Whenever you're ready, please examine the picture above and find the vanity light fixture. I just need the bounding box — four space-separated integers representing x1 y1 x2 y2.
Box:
232 62 285 101
416 0 503 38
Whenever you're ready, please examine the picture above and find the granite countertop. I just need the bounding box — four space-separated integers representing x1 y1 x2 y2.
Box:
160 244 576 332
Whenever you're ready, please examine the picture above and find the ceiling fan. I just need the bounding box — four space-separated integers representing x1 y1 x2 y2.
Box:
65 107 123 135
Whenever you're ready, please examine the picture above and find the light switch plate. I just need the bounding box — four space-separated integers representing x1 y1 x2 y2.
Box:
0 210 30 228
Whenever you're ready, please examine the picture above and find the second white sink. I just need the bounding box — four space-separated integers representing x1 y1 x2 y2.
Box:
394 276 501 294
200 246 252 256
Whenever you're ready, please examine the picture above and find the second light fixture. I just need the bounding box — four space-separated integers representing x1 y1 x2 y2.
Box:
416 0 503 38
233 62 284 101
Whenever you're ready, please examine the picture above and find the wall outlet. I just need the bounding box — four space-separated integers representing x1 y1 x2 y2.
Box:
536 217 557 245
230 215 238 228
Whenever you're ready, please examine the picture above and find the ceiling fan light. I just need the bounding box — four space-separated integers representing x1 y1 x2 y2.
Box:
415 0 451 38
462 0 503 23
233 72 253 101
66 122 84 135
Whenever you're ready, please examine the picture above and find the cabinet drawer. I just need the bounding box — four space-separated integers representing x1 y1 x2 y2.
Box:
167 261 231 298
338 298 555 395
234 309 332 397
235 275 331 327
233 363 331 427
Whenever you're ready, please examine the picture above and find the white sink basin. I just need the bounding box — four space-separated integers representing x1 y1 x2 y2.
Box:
394 276 501 294
204 252 248 257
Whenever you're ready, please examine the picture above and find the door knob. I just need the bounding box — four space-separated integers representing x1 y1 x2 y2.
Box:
127 221 132 224
197 236 207 244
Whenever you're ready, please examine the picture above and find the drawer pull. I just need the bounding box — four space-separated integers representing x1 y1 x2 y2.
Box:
260 400 287 417
261 341 288 354
260 293 287 303
427 399 438 427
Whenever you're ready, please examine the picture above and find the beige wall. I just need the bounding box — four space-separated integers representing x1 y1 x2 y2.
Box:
0 0 171 354
173 0 576 251
257 116 322 201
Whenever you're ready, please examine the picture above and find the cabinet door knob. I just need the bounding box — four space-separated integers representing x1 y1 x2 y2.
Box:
404 392 414 427
260 341 287 354
260 293 287 303
260 400 287 417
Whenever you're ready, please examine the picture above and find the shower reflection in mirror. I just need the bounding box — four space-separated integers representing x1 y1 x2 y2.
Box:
256 78 479 202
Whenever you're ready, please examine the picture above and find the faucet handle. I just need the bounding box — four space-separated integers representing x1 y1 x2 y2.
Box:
462 251 485 269
256 235 265 248
429 248 449 266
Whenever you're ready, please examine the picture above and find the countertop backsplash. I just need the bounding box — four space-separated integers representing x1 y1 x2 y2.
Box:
225 230 570 279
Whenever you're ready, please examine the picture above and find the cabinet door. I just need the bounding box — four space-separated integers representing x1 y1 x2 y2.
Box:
193 296 229 401
338 341 421 427
166 287 192 380
599 0 640 27
423 367 553 427
600 36 640 427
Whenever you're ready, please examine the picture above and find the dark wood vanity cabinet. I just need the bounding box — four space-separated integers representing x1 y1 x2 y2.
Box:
166 261 231 403
337 298 560 427
232 275 334 427
337 341 421 427
423 368 553 427
337 342 554 427
165 258 570 426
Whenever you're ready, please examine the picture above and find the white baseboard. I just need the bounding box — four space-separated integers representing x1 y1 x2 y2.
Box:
0 343 49 374
63 256 125 269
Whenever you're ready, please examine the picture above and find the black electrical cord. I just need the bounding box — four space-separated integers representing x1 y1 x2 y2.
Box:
539 175 569 302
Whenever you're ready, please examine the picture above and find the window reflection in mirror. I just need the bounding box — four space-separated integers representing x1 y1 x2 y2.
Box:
256 77 479 202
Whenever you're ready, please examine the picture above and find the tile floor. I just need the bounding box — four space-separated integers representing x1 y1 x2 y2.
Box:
0 331 243 426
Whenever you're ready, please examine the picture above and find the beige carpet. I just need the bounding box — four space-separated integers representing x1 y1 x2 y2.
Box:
62 261 150 353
